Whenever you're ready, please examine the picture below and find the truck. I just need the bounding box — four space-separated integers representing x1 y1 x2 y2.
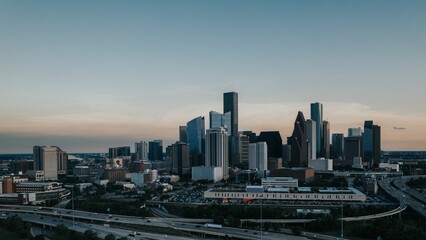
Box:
204 223 222 229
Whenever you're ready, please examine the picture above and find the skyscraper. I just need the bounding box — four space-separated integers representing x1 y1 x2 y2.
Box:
305 119 316 160
257 131 283 158
186 116 205 155
33 146 67 180
179 126 188 143
223 92 238 136
171 142 190 177
209 111 232 136
109 146 131 158
287 111 308 167
310 102 323 157
205 127 229 180
348 127 363 137
363 121 381 168
322 120 330 159
148 140 163 161
332 133 344 160
248 142 267 171
135 141 148 160
345 136 363 163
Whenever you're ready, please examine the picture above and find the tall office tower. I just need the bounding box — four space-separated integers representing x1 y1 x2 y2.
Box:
257 131 283 158
310 102 323 157
257 131 283 170
179 126 188 143
171 142 190 177
282 144 292 166
305 119 316 160
186 116 205 154
332 133 344 160
363 121 381 168
239 134 250 167
148 140 163 161
322 121 330 159
344 136 363 163
135 141 148 160
248 142 268 171
205 127 229 180
33 146 67 180
223 92 239 166
287 111 308 167
223 92 238 136
348 127 363 137
57 150 68 175
241 131 257 143
209 111 232 136
109 146 131 158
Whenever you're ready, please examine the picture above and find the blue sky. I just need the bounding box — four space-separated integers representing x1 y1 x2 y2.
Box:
1 1 426 153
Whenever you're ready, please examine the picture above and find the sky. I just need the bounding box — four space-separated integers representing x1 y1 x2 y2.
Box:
1 0 426 153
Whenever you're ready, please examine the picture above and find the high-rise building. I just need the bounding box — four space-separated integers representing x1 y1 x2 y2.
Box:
209 111 232 136
344 136 363 163
257 131 283 158
223 92 238 136
332 133 345 160
305 119 316 160
109 146 131 158
348 127 363 137
239 134 250 167
186 116 205 155
363 121 381 168
223 92 239 166
148 140 163 161
241 131 257 143
205 127 229 180
322 121 330 159
310 102 323 157
179 126 188 143
248 142 267 171
33 146 67 180
135 141 148 160
287 111 308 167
171 142 190 177
282 144 291 166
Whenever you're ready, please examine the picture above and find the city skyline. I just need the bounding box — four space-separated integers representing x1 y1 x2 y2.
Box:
1 1 426 153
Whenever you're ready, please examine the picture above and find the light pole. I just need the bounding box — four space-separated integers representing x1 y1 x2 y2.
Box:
260 198 263 239
72 186 75 227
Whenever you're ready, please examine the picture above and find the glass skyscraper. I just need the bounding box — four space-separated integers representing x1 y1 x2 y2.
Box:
186 116 205 154
310 102 323 157
209 111 231 136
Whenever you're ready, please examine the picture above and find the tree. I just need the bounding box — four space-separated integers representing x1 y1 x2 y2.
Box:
104 234 116 240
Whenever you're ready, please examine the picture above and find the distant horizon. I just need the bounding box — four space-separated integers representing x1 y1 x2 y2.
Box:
1 1 426 153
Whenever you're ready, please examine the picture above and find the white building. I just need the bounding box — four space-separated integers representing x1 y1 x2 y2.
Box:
379 163 400 172
308 158 333 171
248 142 267 171
205 127 229 180
135 141 148 160
192 166 223 182
305 119 317 160
352 157 363 169
34 146 68 180
262 177 298 188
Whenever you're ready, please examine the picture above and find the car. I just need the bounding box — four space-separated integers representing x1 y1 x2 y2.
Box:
146 220 151 223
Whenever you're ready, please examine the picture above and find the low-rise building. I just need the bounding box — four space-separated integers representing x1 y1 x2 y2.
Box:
192 166 223 182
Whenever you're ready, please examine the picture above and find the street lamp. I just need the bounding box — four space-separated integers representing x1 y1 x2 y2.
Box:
72 186 75 227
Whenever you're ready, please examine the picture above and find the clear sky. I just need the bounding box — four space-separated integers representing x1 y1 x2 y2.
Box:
1 0 425 153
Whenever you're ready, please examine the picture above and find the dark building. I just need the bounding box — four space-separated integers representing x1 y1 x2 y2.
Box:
257 131 283 158
282 144 291 167
10 160 34 174
310 102 323 157
179 126 188 143
332 133 344 160
109 146 131 158
239 134 249 167
271 168 315 183
224 92 239 166
322 120 330 159
287 111 308 167
148 140 163 161
363 121 381 168
345 136 363 163
171 142 190 176
241 131 257 143
223 92 238 136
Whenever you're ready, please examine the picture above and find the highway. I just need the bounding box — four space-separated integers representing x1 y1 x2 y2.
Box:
0 205 310 240
379 176 426 218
